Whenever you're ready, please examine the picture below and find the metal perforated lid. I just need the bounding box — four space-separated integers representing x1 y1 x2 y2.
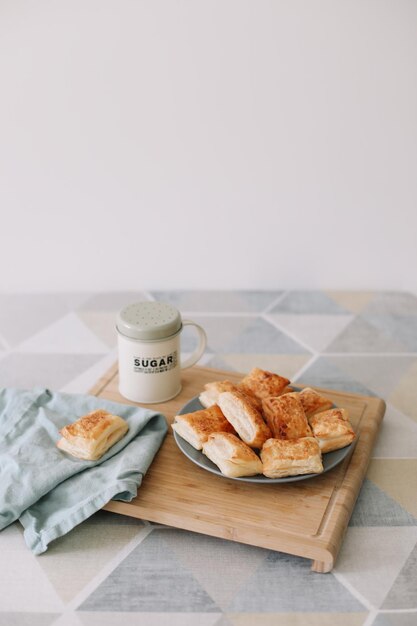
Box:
116 301 182 341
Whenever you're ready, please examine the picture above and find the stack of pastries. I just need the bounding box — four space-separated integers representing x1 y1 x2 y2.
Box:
172 367 356 479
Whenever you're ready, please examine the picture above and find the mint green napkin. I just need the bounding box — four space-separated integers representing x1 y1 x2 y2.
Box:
0 387 167 554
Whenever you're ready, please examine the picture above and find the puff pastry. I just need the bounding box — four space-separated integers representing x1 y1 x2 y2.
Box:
238 367 291 402
309 408 355 453
297 387 333 418
57 409 129 461
218 391 271 448
172 405 234 450
199 380 262 412
199 380 238 408
262 394 312 439
203 432 263 478
261 437 323 478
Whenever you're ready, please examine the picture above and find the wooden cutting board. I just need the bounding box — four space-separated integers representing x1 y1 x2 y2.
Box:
90 363 386 573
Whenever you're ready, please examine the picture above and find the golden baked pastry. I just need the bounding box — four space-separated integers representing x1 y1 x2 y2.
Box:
296 387 333 418
172 405 235 450
237 390 263 412
203 432 263 478
218 390 271 448
238 367 291 402
261 437 323 478
199 380 262 411
57 409 129 461
199 380 238 408
309 408 355 453
262 394 312 440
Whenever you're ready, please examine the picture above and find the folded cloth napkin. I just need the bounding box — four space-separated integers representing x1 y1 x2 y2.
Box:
0 387 167 554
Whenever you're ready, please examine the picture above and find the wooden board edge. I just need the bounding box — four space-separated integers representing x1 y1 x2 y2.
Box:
312 396 386 567
102 498 336 568
88 362 118 396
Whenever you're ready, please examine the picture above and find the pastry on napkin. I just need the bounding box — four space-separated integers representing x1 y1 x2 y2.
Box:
0 387 167 554
57 409 129 461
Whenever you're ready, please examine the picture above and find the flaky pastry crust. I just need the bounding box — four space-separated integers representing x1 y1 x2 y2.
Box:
199 380 239 408
203 432 263 477
218 390 271 448
297 387 333 418
309 408 355 453
262 394 312 439
261 437 323 478
57 410 129 461
172 404 234 450
238 367 290 401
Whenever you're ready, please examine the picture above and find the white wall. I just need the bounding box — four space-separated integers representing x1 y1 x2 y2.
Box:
0 0 416 292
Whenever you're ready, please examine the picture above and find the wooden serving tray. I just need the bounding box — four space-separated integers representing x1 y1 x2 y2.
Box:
90 364 386 573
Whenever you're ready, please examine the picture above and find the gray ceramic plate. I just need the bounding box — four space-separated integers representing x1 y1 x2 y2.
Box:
173 392 354 483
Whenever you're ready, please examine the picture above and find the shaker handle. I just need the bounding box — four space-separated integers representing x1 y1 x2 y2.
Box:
180 320 207 370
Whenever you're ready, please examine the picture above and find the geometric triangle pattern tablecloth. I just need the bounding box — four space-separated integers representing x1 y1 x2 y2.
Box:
0 290 416 626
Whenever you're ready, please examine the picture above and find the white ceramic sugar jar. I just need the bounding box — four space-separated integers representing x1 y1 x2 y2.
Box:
116 301 207 403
